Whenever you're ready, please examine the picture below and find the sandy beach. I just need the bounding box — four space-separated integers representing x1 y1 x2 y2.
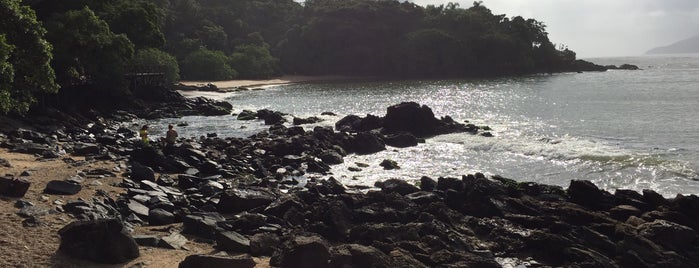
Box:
0 148 269 267
177 75 360 100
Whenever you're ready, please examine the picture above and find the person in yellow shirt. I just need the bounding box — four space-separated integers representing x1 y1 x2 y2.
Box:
139 125 149 145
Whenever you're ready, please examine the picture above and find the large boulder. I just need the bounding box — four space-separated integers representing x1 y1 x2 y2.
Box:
348 132 385 155
58 219 139 264
567 180 615 210
383 102 440 137
217 187 276 213
637 220 698 251
271 235 331 268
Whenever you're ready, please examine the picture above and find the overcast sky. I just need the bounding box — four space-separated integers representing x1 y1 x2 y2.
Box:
407 0 699 58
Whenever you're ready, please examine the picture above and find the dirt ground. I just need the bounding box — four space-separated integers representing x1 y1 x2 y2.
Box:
0 148 269 267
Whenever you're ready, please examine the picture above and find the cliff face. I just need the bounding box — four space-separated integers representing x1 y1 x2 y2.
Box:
647 35 699 54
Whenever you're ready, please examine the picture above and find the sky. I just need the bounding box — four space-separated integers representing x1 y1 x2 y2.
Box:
407 0 699 58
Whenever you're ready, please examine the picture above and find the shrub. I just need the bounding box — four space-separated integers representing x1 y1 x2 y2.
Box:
131 48 180 84
180 49 237 80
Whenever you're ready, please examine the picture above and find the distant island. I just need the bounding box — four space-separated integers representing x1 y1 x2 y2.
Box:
646 35 699 54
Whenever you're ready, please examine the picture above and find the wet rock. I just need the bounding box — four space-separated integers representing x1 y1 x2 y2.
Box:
349 132 385 154
319 150 344 165
216 230 251 252
383 132 419 148
179 254 255 268
567 180 615 210
271 235 331 268
0 176 30 198
637 219 697 251
58 219 139 264
383 102 440 137
437 177 463 192
610 205 642 221
237 110 257 120
217 187 277 214
257 109 286 125
44 180 82 195
293 116 322 125
419 176 437 191
335 114 383 132
390 249 427 268
376 179 419 195
380 159 400 170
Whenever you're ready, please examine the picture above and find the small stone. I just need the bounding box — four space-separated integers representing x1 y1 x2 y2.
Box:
44 180 82 195
20 171 32 176
379 159 400 170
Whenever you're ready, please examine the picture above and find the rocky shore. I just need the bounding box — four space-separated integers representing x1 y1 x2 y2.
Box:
1 88 698 267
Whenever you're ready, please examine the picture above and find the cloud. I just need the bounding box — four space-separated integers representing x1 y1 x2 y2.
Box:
407 0 699 57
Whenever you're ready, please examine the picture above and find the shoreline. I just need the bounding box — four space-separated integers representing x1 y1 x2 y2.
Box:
177 75 363 101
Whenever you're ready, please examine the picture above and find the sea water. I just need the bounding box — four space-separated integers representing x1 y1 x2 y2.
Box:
153 55 699 197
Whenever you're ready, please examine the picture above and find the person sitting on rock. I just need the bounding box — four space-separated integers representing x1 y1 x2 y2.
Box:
139 125 149 145
161 124 178 147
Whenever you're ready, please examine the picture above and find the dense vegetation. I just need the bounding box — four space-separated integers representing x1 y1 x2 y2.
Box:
0 0 590 114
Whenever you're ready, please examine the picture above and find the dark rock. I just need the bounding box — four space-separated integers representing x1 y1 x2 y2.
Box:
72 142 101 156
58 219 139 264
390 249 427 268
321 112 336 116
329 244 391 268
383 132 419 148
216 230 251 252
419 176 437 191
335 114 383 132
160 232 188 249
383 102 440 137
133 235 161 247
217 187 276 213
609 205 642 221
379 159 400 170
183 212 226 239
377 179 419 195
18 205 51 218
0 176 30 198
179 254 255 268
250 233 280 256
44 180 82 195
257 109 286 125
293 116 322 125
618 64 640 70
319 150 344 165
642 189 667 207
637 219 697 251
349 132 385 154
271 235 331 268
437 177 463 192
567 180 615 210
237 110 258 120
148 208 176 226
131 162 155 182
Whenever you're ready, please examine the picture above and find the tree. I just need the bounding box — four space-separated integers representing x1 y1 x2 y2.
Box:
180 48 237 80
45 7 135 89
131 48 180 84
0 0 59 114
228 32 279 79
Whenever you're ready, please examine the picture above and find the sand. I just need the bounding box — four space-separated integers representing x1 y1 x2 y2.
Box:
0 148 269 267
178 75 360 100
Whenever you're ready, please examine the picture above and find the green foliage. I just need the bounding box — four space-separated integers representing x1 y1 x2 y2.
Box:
0 0 58 114
131 48 180 84
45 7 135 88
101 1 166 49
180 49 237 80
228 33 279 79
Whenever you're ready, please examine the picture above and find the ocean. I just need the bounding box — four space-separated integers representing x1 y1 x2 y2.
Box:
153 55 699 197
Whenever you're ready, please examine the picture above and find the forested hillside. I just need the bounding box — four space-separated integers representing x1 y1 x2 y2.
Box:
1 0 591 114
